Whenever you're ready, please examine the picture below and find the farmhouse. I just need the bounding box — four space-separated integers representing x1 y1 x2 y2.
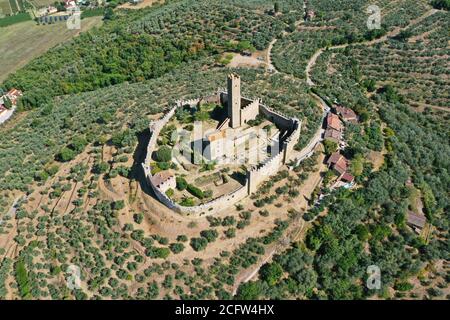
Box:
150 171 176 193
326 113 342 131
334 105 358 123
407 211 426 234
327 152 348 175
324 128 341 143
6 88 22 105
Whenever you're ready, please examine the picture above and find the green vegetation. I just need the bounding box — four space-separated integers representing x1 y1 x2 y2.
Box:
0 12 31 27
190 237 208 252
0 0 447 301
155 146 172 162
431 0 450 10
3 0 287 109
15 259 31 299
81 8 105 19
186 184 205 199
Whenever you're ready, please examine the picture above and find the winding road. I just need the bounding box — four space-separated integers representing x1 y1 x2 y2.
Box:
231 8 440 296
305 9 439 86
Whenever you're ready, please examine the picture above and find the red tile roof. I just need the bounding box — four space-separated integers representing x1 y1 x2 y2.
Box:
151 171 174 187
341 172 354 183
324 128 341 142
334 105 358 122
407 211 426 229
327 152 348 175
327 113 342 131
6 88 22 98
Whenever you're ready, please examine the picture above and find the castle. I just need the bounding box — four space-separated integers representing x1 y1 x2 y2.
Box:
204 73 264 163
142 73 301 216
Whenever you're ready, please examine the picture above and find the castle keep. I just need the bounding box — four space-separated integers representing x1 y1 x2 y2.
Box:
142 74 301 216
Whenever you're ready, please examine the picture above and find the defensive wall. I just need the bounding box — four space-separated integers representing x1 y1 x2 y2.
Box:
142 91 301 216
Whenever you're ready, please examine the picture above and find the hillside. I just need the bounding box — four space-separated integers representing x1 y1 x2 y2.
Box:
0 0 448 301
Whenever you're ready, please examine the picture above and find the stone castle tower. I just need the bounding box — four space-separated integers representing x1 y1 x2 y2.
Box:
227 73 241 128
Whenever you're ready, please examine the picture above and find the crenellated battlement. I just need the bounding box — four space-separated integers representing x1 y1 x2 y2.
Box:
142 75 302 216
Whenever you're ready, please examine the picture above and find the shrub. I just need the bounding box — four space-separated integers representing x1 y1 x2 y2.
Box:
145 247 170 259
166 188 174 197
169 243 185 254
187 184 204 199
155 146 172 162
177 235 188 242
190 237 208 251
133 213 144 224
200 229 219 243
224 228 236 238
176 177 188 190
259 262 283 286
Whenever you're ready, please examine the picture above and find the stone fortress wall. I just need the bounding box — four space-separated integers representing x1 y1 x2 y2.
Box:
142 87 301 217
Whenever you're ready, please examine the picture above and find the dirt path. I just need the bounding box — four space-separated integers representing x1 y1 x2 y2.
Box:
231 148 326 295
266 39 278 73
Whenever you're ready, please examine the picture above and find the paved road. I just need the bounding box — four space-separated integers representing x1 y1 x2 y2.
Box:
290 93 330 166
0 106 16 125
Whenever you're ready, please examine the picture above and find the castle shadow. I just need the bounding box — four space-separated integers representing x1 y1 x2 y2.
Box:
129 128 158 199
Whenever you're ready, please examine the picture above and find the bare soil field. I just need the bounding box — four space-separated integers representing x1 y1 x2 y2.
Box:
118 0 162 10
227 52 268 69
0 17 103 83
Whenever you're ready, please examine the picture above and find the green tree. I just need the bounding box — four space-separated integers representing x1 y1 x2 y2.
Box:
236 281 263 300
323 140 338 155
56 147 75 162
259 262 283 286
155 146 172 162
190 237 208 251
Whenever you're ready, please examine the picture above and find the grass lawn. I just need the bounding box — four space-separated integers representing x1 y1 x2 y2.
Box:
81 8 105 19
0 17 103 83
0 12 30 27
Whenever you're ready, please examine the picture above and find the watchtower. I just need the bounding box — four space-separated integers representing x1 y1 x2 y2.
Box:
227 73 241 128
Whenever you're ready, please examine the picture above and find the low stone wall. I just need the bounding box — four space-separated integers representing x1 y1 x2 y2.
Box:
147 169 248 216
259 103 293 131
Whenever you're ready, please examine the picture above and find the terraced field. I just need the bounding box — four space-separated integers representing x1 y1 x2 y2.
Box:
349 11 449 110
271 0 431 79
